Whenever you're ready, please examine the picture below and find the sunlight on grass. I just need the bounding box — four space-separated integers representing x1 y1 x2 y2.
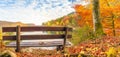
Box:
71 25 96 45
0 27 2 40
0 27 3 55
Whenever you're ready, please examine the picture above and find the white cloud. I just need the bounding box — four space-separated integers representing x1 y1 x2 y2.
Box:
0 0 75 25
72 0 89 5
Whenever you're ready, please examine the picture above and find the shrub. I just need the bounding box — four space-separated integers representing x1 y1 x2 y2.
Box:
71 25 103 45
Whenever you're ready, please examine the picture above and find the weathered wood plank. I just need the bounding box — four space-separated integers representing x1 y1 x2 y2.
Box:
6 41 71 47
2 26 72 32
3 35 72 40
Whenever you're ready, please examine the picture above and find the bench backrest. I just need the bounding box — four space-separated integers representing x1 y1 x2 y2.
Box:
2 25 72 52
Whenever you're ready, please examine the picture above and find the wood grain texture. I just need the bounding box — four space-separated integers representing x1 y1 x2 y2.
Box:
3 35 72 40
2 26 72 32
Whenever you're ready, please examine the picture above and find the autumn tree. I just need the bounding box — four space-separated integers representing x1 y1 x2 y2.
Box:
92 0 104 35
100 0 120 36
43 0 120 36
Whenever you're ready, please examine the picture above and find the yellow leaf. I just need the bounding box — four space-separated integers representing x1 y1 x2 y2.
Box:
106 47 117 57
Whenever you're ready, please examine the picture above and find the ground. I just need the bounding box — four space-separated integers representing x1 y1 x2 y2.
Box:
1 36 120 57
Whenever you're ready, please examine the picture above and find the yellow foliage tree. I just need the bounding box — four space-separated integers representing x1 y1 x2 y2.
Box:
73 0 120 36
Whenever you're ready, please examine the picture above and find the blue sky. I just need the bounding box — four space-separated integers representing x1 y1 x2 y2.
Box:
0 0 85 25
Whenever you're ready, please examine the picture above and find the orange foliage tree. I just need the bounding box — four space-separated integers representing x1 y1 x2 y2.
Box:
43 0 120 36
74 4 93 27
73 0 120 36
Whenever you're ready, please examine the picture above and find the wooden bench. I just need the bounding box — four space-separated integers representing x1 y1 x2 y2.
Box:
2 25 72 52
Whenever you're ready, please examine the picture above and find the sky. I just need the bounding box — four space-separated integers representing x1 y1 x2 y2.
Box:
0 0 85 25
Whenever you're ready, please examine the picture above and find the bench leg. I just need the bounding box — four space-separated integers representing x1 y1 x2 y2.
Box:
56 45 63 51
15 48 21 52
57 45 66 54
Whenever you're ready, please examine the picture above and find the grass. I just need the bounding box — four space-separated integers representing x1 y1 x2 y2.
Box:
71 25 98 45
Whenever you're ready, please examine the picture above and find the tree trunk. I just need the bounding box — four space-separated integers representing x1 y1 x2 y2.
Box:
92 0 104 35
105 0 116 36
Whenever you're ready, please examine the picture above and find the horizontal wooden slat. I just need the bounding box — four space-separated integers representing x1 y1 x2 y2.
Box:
6 41 71 47
6 44 61 47
3 35 72 40
2 26 72 32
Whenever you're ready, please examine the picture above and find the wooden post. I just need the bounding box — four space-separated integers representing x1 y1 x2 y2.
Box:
16 25 21 52
63 27 68 51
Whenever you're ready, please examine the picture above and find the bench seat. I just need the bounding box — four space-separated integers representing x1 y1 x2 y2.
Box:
6 41 72 47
